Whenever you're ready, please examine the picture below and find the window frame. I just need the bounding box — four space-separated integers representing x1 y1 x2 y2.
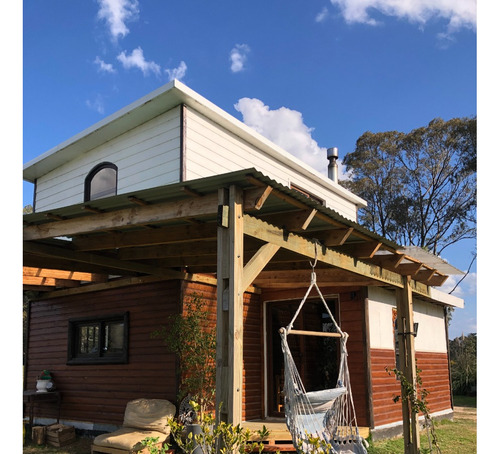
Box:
84 162 118 202
67 312 129 365
290 183 325 205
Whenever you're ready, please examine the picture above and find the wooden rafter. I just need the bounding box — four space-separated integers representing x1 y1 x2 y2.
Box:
243 214 432 298
73 223 218 251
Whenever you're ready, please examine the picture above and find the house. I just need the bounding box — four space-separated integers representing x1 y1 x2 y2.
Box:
23 80 463 443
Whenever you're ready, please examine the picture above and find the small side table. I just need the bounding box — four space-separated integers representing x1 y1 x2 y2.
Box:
23 391 61 427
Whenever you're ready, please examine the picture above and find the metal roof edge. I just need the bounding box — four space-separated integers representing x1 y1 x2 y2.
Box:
428 287 464 308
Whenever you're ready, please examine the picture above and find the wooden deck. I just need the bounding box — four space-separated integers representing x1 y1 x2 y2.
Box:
242 418 370 451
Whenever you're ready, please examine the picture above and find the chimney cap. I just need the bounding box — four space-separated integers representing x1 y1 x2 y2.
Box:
327 147 338 159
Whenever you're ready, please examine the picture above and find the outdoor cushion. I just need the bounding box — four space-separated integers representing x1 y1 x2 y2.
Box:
122 398 176 434
92 398 176 454
93 427 168 451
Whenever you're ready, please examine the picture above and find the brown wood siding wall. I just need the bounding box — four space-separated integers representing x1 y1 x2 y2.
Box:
181 281 263 421
25 280 181 427
260 286 369 427
338 289 369 428
370 348 452 428
242 291 263 421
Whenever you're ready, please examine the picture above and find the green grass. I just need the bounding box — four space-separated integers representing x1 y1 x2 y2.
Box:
367 418 476 454
367 397 477 454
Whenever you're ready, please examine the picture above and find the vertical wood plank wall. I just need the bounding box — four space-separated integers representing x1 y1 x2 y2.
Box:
25 281 182 426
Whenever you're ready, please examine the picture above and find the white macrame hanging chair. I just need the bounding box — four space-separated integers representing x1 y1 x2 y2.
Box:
279 243 368 454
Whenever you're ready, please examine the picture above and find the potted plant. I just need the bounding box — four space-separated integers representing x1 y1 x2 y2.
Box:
152 293 216 420
36 370 53 393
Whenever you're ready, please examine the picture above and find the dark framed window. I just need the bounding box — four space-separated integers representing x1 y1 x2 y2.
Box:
68 312 129 365
84 162 118 201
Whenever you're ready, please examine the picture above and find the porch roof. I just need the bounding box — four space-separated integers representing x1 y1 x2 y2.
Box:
23 168 463 308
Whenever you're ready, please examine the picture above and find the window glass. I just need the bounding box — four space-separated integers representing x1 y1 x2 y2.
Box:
68 313 128 365
77 323 99 356
84 163 117 202
89 167 117 200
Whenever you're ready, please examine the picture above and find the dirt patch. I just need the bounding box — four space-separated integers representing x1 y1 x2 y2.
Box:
454 406 477 421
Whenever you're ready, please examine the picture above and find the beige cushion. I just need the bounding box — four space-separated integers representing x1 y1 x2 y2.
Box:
93 427 167 451
123 399 176 435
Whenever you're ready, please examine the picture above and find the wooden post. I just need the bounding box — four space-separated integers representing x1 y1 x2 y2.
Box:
396 276 420 454
216 186 244 425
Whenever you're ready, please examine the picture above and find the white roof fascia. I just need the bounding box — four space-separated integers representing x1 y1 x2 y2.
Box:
428 287 464 309
23 80 367 208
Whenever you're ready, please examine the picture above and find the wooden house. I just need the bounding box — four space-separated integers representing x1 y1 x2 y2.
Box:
23 80 463 443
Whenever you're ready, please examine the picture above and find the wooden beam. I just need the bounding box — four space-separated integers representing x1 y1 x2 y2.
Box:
36 273 218 300
216 186 244 425
24 192 220 241
118 240 217 260
309 228 354 247
428 274 448 287
246 185 273 210
23 252 137 277
338 241 382 259
73 223 218 251
396 276 420 454
371 252 406 270
253 268 380 286
259 209 318 232
23 266 106 282
24 241 199 280
243 214 432 298
22 276 82 288
127 196 150 206
241 243 280 291
414 268 435 283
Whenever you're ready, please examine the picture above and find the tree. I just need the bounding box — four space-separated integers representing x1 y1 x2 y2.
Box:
449 333 476 395
340 117 476 256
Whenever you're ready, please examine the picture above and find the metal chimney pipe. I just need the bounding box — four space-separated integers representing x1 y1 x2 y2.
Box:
327 147 339 183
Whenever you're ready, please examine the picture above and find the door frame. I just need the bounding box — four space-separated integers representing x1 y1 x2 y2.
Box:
263 294 340 418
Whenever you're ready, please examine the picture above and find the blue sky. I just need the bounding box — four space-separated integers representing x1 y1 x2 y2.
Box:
18 1 480 338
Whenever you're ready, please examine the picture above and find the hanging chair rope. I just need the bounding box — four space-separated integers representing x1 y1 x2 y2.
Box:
280 240 368 454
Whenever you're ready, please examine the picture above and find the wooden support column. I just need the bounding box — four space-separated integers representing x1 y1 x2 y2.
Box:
216 186 244 425
396 275 420 454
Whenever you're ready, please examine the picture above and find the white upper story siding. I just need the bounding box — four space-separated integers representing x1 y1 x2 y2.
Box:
33 107 181 211
184 107 360 220
25 80 365 220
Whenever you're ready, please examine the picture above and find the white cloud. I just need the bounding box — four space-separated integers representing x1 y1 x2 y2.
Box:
86 94 105 114
329 0 476 34
165 61 187 81
440 271 477 298
234 98 329 174
97 0 139 41
316 6 329 22
117 47 161 76
94 56 116 73
229 44 250 73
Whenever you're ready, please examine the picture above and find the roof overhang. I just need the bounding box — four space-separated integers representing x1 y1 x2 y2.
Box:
23 80 366 208
23 169 461 306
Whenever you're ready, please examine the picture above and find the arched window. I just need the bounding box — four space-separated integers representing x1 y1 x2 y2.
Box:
84 162 117 201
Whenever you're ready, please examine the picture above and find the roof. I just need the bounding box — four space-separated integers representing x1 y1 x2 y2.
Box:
23 168 463 307
23 80 366 208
